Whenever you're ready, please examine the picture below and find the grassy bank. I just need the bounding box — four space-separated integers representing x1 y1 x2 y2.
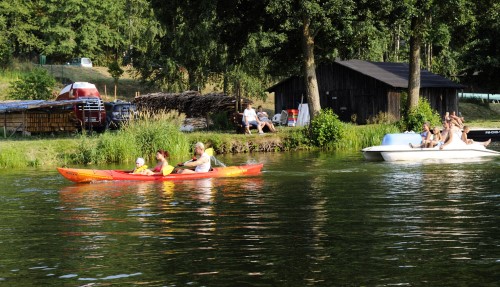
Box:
460 103 500 128
0 138 77 168
1 101 498 169
0 117 398 169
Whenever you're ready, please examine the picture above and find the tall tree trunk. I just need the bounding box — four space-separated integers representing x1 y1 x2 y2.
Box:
408 17 421 109
395 24 400 62
301 17 321 121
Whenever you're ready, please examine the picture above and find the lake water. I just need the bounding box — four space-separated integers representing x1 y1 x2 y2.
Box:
0 148 499 286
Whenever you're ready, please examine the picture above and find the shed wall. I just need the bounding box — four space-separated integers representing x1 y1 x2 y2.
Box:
271 63 459 123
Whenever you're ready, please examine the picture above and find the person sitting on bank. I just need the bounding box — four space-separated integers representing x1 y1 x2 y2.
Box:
242 102 265 135
142 149 173 176
257 105 277 132
130 157 148 174
177 142 211 174
461 126 491 147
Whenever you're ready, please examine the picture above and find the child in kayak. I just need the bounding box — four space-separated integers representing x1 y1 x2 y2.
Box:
131 157 148 174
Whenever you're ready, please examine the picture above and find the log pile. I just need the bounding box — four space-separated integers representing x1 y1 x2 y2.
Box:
180 117 214 131
133 91 252 117
2 110 78 134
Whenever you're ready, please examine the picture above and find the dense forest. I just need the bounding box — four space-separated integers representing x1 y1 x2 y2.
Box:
1 0 498 111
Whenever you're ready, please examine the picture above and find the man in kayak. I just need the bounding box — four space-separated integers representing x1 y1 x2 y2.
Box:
177 142 211 173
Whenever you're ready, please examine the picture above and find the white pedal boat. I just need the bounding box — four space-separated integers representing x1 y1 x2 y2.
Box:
362 133 500 162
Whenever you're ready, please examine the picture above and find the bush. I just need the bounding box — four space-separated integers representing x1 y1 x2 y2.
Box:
209 111 232 131
366 111 398 124
399 98 441 132
8 68 56 100
308 109 346 148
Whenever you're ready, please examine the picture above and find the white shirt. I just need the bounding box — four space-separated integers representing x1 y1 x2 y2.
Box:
195 152 211 172
243 108 258 122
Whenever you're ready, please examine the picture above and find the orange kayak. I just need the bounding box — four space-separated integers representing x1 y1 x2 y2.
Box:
57 163 264 183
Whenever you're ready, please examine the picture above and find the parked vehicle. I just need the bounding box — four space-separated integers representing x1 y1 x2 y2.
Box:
66 57 93 68
104 100 137 129
56 82 106 131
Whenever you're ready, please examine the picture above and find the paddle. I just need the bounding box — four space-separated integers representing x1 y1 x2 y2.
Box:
205 148 226 167
177 147 226 168
205 147 214 156
162 164 175 176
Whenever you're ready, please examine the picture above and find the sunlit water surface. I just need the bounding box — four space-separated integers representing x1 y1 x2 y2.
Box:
0 148 499 286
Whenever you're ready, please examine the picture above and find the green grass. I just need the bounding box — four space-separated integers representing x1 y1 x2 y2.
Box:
42 65 147 101
460 103 500 128
334 123 400 151
0 138 79 168
0 61 150 101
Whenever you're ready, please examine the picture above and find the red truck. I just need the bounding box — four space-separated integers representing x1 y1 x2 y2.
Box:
56 82 106 131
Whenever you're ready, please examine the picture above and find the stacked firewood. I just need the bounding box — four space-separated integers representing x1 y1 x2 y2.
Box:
3 111 77 133
133 91 251 117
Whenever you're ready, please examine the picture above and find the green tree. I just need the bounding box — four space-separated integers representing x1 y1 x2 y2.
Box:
0 13 13 68
0 0 43 59
108 60 124 100
8 68 56 100
0 0 159 65
135 0 220 92
460 0 500 92
264 0 356 120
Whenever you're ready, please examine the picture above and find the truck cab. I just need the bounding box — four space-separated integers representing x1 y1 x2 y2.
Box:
104 100 137 129
56 82 106 131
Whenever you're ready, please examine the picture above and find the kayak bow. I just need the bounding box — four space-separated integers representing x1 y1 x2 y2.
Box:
57 163 264 183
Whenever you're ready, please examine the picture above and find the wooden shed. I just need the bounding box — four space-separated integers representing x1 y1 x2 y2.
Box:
267 60 465 123
0 100 85 137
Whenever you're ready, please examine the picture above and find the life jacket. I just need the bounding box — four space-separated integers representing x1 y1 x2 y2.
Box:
133 165 148 174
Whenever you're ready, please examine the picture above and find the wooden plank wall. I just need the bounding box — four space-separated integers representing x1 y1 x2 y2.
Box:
2 110 78 134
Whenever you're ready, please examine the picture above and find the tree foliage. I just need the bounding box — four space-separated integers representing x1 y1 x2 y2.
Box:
399 98 441 132
0 0 160 65
8 68 56 100
0 0 498 102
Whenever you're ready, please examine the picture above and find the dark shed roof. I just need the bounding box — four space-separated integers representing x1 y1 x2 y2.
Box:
0 99 87 113
266 60 465 91
336 59 465 89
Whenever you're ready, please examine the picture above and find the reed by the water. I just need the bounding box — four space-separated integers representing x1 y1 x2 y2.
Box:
71 112 191 165
0 112 400 168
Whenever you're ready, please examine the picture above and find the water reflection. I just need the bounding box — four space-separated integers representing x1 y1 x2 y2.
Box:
0 152 498 286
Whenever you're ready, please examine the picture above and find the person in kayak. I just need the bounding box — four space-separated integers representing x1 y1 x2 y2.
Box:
177 142 211 174
142 149 174 176
130 157 148 174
